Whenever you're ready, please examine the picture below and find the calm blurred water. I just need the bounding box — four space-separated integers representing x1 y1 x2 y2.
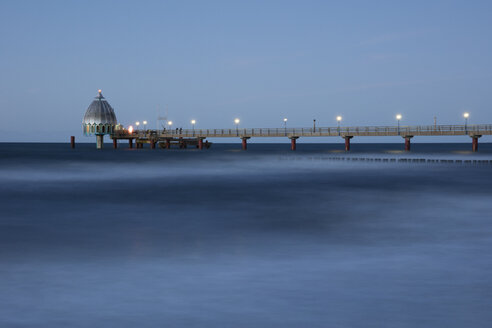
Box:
1 142 492 328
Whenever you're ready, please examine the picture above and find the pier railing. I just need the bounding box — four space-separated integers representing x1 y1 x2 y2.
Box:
114 124 492 139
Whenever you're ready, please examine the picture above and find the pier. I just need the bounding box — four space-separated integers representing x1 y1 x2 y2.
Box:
109 124 492 151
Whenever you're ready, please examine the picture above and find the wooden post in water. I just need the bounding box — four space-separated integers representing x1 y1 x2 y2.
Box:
129 139 133 149
70 136 75 149
113 138 117 149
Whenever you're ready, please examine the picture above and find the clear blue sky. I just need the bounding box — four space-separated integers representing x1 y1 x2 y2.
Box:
1 0 491 142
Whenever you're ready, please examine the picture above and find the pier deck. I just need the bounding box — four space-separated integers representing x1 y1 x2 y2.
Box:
114 124 491 139
110 124 492 151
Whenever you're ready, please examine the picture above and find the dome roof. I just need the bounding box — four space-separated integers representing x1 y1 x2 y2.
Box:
82 90 117 125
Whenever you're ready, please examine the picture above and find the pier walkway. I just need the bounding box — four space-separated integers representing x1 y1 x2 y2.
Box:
111 124 492 151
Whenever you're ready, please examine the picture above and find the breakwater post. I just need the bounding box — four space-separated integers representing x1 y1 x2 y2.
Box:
70 136 75 149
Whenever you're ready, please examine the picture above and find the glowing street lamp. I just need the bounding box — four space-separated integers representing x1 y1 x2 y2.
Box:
396 114 402 135
234 118 240 135
135 121 140 131
128 125 134 134
464 112 469 132
191 119 196 136
283 118 288 136
143 120 147 130
336 116 342 135
166 121 172 135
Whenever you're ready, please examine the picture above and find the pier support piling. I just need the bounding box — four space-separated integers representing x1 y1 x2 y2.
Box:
113 138 117 149
344 136 353 151
241 137 250 150
150 141 156 149
290 137 298 151
129 139 133 149
471 135 481 152
198 138 204 150
70 136 75 149
165 139 171 149
96 135 104 149
404 136 413 151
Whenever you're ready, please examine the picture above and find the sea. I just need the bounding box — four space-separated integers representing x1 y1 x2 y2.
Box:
1 142 492 328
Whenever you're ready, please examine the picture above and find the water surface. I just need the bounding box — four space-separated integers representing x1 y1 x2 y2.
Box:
1 143 491 327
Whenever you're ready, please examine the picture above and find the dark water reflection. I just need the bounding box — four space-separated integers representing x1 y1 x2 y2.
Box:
1 143 492 327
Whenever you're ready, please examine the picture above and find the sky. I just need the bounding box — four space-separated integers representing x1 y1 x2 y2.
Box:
0 0 491 142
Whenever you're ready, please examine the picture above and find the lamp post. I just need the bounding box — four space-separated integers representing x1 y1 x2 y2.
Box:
396 114 402 135
167 120 173 134
463 112 469 133
191 119 196 136
234 118 240 135
313 119 316 132
135 121 140 133
143 120 147 132
283 118 287 135
336 116 342 135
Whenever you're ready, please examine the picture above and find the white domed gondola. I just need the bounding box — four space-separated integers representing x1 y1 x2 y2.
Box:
82 90 118 148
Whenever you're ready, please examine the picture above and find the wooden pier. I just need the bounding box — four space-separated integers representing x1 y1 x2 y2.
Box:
110 124 492 151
